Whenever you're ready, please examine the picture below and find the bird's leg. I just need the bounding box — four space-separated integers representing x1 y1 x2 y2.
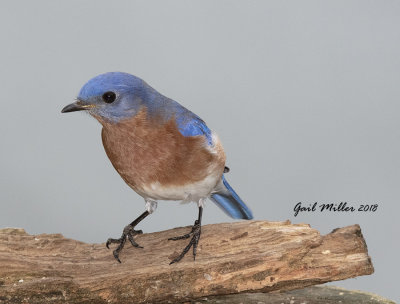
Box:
106 210 149 263
168 206 203 264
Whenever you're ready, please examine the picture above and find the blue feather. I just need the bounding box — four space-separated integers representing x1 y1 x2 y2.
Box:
210 175 253 219
175 113 213 146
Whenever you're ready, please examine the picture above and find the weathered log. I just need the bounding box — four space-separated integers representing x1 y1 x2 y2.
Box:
196 286 396 304
0 221 373 303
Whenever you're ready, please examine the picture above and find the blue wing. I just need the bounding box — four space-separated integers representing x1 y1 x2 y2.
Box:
175 111 213 146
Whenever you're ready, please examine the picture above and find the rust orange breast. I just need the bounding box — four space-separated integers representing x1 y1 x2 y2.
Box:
99 110 226 196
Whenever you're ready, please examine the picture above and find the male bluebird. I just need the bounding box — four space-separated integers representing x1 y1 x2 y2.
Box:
62 72 253 264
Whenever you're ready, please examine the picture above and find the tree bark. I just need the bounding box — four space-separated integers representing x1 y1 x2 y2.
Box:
0 221 374 303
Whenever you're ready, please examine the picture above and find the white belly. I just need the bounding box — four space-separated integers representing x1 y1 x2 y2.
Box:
139 171 221 202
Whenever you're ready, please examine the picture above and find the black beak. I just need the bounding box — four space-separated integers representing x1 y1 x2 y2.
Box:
61 101 92 113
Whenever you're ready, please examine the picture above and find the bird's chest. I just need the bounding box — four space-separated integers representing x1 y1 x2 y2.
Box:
101 120 172 191
99 113 225 200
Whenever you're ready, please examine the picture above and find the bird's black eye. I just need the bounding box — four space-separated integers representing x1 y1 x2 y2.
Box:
102 91 116 103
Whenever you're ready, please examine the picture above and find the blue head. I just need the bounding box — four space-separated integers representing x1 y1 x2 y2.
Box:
62 72 154 122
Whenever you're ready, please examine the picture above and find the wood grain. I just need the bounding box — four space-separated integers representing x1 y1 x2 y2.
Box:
0 221 374 303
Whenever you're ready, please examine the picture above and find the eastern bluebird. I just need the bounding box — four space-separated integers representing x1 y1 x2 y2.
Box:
62 72 253 264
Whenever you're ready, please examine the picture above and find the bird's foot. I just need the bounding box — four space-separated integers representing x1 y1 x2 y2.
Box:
106 225 143 263
168 219 201 264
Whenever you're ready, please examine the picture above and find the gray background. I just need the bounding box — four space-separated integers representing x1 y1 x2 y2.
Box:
0 1 398 301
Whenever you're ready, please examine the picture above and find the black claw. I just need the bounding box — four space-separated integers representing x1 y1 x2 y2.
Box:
127 232 143 248
113 250 122 263
193 239 198 258
105 211 150 263
168 214 202 264
106 237 120 249
168 233 191 241
106 226 144 263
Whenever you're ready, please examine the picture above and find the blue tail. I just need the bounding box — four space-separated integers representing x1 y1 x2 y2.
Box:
210 175 253 220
